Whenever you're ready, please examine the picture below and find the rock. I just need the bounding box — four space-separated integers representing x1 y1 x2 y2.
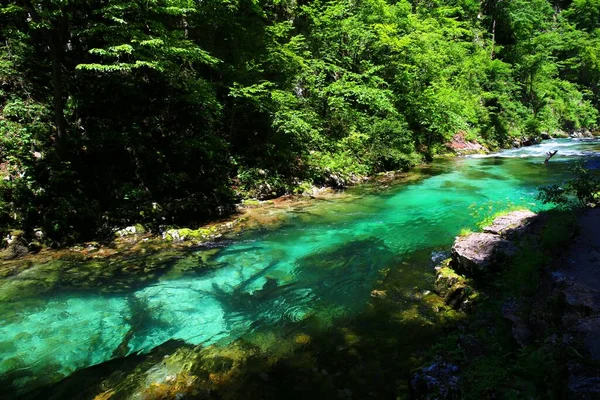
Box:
482 209 536 238
567 362 600 399
552 130 569 138
326 173 346 188
28 241 43 253
452 210 537 276
541 132 551 140
502 298 533 347
570 128 593 138
457 334 484 358
115 225 140 237
1 230 29 260
370 289 387 298
446 132 487 155
520 136 542 147
451 232 516 275
431 250 450 265
571 316 600 361
410 360 461 400
434 264 474 310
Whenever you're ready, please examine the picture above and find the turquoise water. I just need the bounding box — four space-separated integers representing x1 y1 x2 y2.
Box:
1 139 599 397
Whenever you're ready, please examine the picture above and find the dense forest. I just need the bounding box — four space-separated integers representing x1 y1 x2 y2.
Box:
1 0 599 243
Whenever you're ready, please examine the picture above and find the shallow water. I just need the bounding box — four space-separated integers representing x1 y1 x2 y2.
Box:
1 139 599 397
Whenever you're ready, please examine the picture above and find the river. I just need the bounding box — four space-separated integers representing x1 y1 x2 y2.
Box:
1 138 599 399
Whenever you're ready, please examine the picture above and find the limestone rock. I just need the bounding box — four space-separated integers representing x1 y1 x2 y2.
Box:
482 209 536 238
451 232 516 275
451 210 537 276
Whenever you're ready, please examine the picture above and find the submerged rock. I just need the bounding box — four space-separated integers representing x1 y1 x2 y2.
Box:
410 360 461 400
431 250 450 265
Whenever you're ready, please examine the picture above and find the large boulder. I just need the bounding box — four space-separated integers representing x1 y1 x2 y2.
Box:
451 232 516 276
451 210 537 276
482 210 536 238
1 230 29 260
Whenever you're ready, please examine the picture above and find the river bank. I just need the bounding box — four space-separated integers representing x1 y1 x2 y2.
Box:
0 166 432 267
415 208 600 399
10 208 598 400
3 133 594 264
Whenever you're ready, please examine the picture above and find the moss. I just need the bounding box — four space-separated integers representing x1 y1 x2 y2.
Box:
141 372 198 400
8 229 25 239
458 227 473 237
242 199 261 207
176 228 205 241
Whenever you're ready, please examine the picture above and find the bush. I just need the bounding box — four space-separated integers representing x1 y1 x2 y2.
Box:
537 164 600 208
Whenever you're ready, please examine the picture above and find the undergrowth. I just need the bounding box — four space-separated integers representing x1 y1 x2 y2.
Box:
432 209 578 399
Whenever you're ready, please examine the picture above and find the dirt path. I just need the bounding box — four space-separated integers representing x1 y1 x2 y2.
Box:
557 208 600 360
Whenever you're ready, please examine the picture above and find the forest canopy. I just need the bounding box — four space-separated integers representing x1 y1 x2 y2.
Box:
1 0 599 242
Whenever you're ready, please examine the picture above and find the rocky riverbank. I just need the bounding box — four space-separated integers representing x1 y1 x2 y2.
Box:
0 166 432 268
4 134 598 263
413 209 600 399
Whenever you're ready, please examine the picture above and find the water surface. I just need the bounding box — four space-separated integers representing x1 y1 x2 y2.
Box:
1 138 599 397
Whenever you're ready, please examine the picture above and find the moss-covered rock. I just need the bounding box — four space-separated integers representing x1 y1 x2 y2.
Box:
1 230 29 260
434 261 477 310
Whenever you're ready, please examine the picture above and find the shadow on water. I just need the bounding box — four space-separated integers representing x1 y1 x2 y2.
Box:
16 247 457 400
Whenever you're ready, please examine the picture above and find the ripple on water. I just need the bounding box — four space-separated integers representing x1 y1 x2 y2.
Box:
2 138 600 396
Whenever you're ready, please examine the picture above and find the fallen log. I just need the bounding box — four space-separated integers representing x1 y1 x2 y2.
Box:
544 150 558 164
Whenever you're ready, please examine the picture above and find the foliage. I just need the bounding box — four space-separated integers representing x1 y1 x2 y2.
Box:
434 209 577 399
468 199 526 229
1 0 599 242
537 164 600 208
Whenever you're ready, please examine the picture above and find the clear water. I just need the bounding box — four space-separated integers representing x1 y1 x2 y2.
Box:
1 139 599 396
